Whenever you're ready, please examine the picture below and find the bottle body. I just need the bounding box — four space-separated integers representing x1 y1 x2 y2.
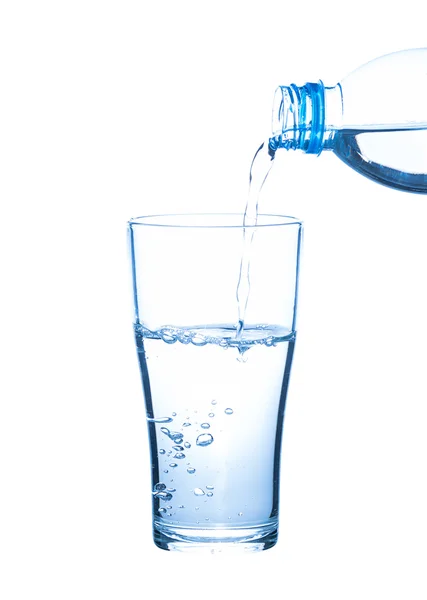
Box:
271 48 427 194
333 124 427 194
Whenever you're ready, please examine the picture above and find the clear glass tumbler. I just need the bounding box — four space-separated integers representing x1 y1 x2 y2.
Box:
128 213 303 552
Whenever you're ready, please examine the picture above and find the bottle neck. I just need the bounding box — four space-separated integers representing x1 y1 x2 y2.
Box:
270 81 343 155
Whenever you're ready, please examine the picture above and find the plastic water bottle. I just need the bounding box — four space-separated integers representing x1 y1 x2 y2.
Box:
271 48 427 194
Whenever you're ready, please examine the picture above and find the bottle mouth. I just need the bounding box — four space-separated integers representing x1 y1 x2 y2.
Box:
271 82 326 155
271 86 298 149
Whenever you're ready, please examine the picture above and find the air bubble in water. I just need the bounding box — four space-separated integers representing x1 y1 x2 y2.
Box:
169 463 178 468
172 445 184 451
180 331 192 344
238 512 243 516
237 352 248 363
211 400 217 405
224 408 234 415
172 412 177 416
187 467 196 474
160 427 183 443
178 505 185 509
147 416 173 423
174 452 185 459
201 423 210 429
196 433 214 447
208 413 215 418
167 488 176 493
153 483 166 491
206 485 214 490
194 488 205 496
153 491 173 502
160 329 177 344
207 492 213 497
183 422 191 427
158 507 166 514
184 442 191 448
159 449 166 455
192 333 207 346
163 469 168 473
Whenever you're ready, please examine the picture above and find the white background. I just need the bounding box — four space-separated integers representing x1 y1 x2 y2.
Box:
1 1 427 598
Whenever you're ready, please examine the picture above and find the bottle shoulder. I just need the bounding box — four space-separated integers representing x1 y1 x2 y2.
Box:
339 48 427 127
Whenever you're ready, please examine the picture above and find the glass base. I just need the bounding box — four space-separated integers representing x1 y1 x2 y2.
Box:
153 519 278 553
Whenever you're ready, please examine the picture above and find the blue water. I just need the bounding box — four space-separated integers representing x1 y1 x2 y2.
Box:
334 126 427 194
135 323 295 546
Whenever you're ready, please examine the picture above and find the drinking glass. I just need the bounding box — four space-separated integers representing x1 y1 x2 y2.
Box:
128 213 303 552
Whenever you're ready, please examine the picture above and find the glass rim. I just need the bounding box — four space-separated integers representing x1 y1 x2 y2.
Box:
128 213 303 229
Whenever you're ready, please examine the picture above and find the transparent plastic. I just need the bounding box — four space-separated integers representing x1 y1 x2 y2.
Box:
271 48 427 193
